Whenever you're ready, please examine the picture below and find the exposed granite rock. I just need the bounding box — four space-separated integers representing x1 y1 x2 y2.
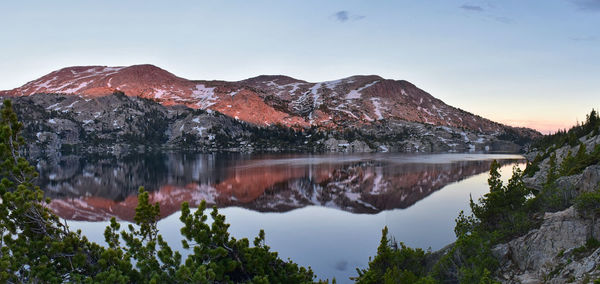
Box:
5 93 525 157
579 165 600 193
494 206 600 283
495 129 600 283
524 132 600 191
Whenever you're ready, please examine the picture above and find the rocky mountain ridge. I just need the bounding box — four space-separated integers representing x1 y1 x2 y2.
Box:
1 64 539 139
9 92 528 157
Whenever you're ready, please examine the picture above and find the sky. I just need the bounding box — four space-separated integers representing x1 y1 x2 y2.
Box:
0 0 599 133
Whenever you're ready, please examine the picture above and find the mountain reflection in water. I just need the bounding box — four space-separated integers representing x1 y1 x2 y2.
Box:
35 153 524 222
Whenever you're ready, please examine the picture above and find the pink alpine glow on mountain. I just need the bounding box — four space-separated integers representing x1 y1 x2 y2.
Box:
0 64 528 135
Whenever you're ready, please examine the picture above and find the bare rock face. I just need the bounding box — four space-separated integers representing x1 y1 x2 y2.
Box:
499 128 600 283
494 206 600 283
4 92 530 156
579 165 600 193
0 64 540 140
524 132 600 191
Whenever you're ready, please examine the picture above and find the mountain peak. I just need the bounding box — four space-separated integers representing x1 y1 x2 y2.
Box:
0 64 539 136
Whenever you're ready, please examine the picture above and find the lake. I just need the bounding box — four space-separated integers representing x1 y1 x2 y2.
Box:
35 152 524 282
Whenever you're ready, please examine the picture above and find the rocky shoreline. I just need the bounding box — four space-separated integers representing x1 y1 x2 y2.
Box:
9 92 528 159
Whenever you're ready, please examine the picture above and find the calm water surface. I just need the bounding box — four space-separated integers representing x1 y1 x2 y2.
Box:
36 152 524 282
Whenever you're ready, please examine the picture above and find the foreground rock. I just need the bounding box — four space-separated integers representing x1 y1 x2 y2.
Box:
494 126 600 283
494 206 600 283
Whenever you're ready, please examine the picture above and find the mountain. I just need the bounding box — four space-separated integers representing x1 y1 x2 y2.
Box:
9 92 531 156
0 64 538 137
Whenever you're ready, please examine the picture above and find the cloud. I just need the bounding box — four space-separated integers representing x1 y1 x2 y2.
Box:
333 10 365 22
459 3 511 23
460 4 485 12
570 35 598 41
569 0 600 11
492 16 512 24
335 11 349 22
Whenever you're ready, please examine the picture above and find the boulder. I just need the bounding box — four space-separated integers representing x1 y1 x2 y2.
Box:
578 165 600 193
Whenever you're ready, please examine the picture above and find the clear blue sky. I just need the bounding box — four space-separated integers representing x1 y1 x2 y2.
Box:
1 0 599 133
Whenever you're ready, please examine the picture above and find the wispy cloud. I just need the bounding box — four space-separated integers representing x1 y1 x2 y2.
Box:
333 10 365 22
570 35 598 41
492 16 512 24
459 3 511 23
569 0 600 11
335 11 349 22
460 4 484 12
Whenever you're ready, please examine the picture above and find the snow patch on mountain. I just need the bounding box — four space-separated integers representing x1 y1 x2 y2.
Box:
346 80 379 100
370 98 386 120
309 83 323 108
193 126 207 135
154 88 167 98
191 84 217 109
323 78 345 90
59 81 90 94
33 76 59 92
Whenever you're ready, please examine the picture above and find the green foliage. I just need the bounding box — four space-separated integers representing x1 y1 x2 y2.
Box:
572 238 600 258
559 150 575 176
440 162 531 282
551 141 600 179
532 109 600 151
523 154 542 177
356 161 533 283
496 127 532 146
470 161 532 241
574 191 600 233
427 163 530 283
353 227 434 284
525 109 600 177
563 143 600 177
0 100 320 283
430 224 500 283
545 152 558 186
0 99 108 282
528 183 575 213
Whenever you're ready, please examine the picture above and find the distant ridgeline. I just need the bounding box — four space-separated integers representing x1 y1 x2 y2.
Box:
8 92 535 157
353 109 600 283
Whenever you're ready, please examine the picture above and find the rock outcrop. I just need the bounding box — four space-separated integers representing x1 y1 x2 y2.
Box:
8 93 529 156
494 207 600 283
524 132 600 192
495 128 600 283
